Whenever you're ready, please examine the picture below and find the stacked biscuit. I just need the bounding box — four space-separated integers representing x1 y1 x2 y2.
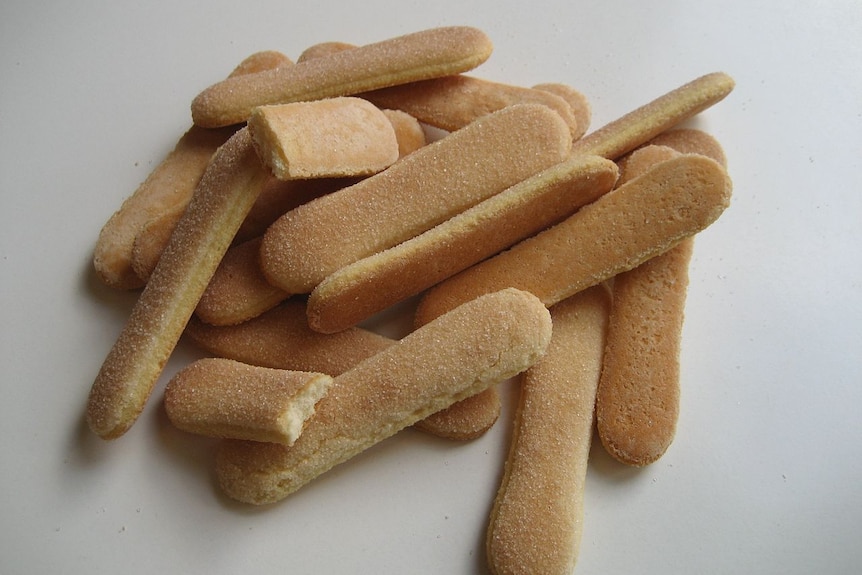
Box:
87 26 734 574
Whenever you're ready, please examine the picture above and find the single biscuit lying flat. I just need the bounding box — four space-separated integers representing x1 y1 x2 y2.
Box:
570 72 735 160
487 285 610 575
596 130 729 466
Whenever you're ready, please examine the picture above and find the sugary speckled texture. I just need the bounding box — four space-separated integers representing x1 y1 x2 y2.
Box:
362 74 580 137
191 26 494 128
487 285 610 575
596 130 728 466
214 288 553 505
86 128 270 439
570 72 734 160
414 154 732 325
94 51 291 290
261 103 572 294
308 154 618 333
184 299 394 377
165 358 332 445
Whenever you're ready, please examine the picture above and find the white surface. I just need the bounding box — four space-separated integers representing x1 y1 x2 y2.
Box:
2 1 861 573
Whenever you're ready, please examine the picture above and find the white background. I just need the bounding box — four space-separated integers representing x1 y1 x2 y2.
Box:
2 1 860 573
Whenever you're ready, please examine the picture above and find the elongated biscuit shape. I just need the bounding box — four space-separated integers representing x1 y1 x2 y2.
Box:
185 300 499 440
248 97 399 180
94 51 291 290
307 154 618 333
195 237 289 326
194 113 427 327
414 154 732 326
185 300 393 375
596 132 728 466
215 288 553 505
289 39 582 138
261 103 572 295
362 75 580 138
569 72 735 160
597 239 693 466
164 358 332 445
191 26 494 128
86 128 270 439
487 285 610 575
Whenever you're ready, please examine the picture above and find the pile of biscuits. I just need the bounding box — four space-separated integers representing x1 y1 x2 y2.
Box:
87 26 734 574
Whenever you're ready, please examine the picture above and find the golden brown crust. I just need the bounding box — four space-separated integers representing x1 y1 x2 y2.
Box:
234 176 354 245
260 103 572 295
415 153 732 325
646 128 728 166
184 300 499 441
215 288 553 505
380 109 427 157
308 154 618 333
94 51 291 290
487 286 610 575
164 358 332 445
296 41 357 63
615 145 680 187
195 237 289 326
93 125 237 289
362 75 580 138
413 387 502 441
596 240 693 466
595 131 728 466
570 72 735 160
86 128 270 439
191 26 495 128
184 299 394 376
129 203 187 281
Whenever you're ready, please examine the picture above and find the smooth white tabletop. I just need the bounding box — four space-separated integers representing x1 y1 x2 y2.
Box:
2 1 861 573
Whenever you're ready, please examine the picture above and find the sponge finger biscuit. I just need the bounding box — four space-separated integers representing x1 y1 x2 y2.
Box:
487 285 610 575
414 153 732 325
191 26 494 128
215 288 553 504
261 103 572 295
87 128 270 439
